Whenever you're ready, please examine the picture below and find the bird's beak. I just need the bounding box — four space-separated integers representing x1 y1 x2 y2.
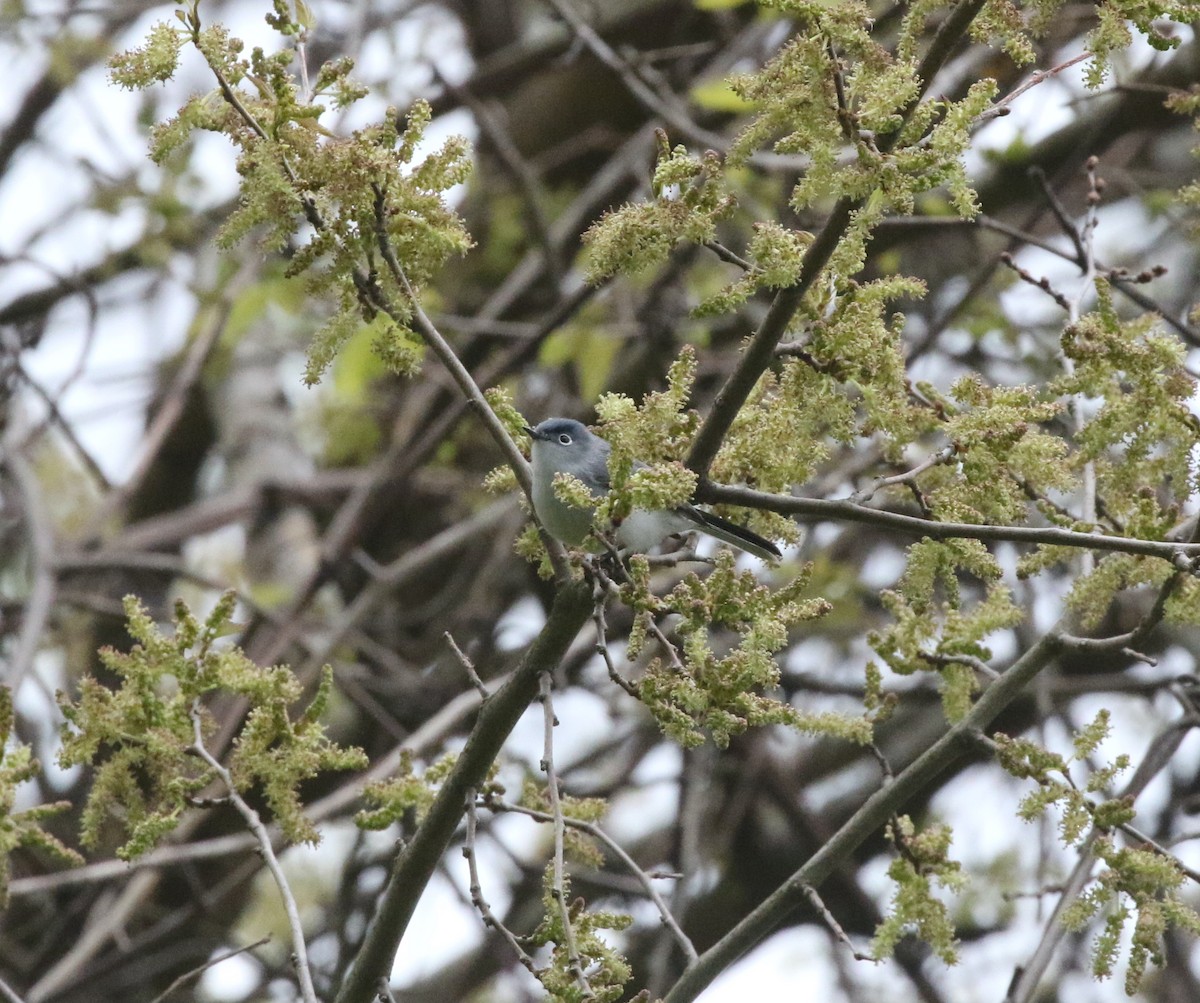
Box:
523 425 543 441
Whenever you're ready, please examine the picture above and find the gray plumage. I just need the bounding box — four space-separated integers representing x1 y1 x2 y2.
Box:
524 418 781 561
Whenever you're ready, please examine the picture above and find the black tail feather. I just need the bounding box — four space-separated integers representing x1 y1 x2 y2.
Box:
686 506 782 561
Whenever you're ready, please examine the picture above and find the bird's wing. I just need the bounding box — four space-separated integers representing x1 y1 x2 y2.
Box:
585 436 613 492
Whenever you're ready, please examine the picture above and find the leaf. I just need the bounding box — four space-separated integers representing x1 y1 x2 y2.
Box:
294 0 315 30
539 325 621 401
691 79 754 113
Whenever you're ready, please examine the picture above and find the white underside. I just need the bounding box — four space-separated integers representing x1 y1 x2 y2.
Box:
531 447 703 552
614 508 694 552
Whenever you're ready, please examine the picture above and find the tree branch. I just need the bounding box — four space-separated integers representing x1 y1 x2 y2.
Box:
146 936 271 1003
187 703 318 1003
685 0 991 476
333 579 593 1003
663 629 1063 1003
538 671 594 998
699 482 1200 563
462 790 541 980
485 797 699 965
2 453 57 694
370 186 534 503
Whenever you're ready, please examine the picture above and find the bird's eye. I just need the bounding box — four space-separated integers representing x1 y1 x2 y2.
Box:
558 433 573 445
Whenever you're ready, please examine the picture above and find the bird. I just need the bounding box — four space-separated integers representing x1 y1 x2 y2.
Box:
524 417 781 561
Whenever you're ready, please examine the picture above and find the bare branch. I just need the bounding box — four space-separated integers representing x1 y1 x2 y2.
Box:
539 671 594 998
146 936 271 1003
975 52 1092 128
463 790 541 978
368 187 538 506
800 883 872 962
663 628 1062 1003
0 974 28 1003
699 482 1200 563
187 703 319 1003
334 581 593 1003
588 563 640 698
485 797 699 965
850 445 957 505
2 452 57 692
446 632 488 698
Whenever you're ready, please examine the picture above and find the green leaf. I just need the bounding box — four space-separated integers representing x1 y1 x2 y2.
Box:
539 325 621 402
294 0 315 30
690 79 754 113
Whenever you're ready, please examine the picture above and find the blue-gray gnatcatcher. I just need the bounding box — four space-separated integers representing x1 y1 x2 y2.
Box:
524 418 781 561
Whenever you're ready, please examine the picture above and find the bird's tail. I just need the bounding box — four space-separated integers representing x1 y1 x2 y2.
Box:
687 507 782 562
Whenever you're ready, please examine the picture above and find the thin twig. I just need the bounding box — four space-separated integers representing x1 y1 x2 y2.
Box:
1011 469 1115 532
187 703 319 1003
801 884 872 961
866 739 895 783
368 189 535 500
1002 883 1068 901
703 240 753 272
976 52 1092 127
0 975 27 1003
850 444 956 505
826 39 856 144
430 314 544 338
3 453 57 692
463 789 542 977
12 361 111 489
539 672 594 998
879 214 1200 345
1029 165 1087 264
53 550 258 609
146 936 271 1003
590 577 640 698
485 797 699 964
1119 821 1200 884
645 615 687 674
446 632 488 697
295 31 311 103
1059 519 1195 658
923 651 1000 682
1068 157 1103 573
999 251 1071 311
541 0 727 153
585 559 686 674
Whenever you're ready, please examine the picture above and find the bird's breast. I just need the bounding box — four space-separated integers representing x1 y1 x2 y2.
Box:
531 456 595 545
